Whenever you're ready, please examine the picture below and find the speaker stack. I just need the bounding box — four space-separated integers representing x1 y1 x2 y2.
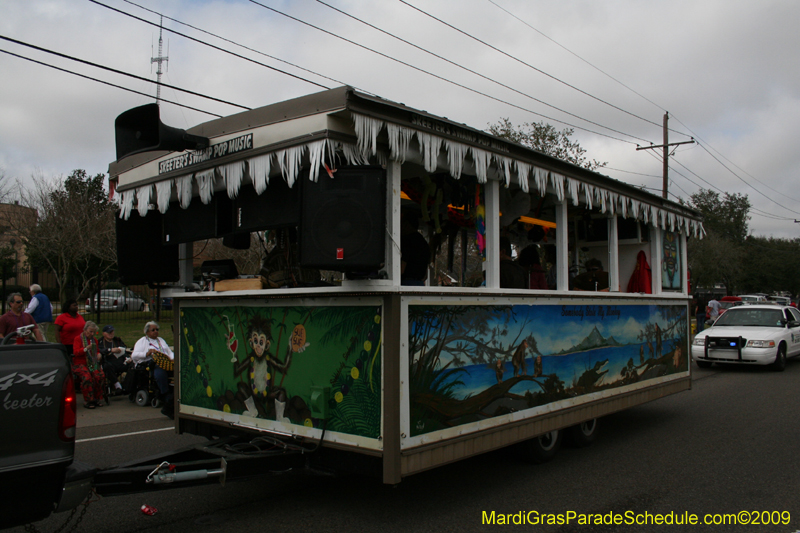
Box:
299 166 386 271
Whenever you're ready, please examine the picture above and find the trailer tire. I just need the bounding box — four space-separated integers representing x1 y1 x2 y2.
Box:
518 429 562 464
566 418 599 448
695 360 713 369
135 390 149 407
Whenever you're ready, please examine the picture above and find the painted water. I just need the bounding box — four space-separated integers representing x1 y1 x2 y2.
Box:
451 341 679 399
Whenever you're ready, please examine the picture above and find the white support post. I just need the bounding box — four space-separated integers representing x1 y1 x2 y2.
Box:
555 198 569 291
651 226 663 295
484 180 500 288
386 160 402 286
607 215 619 292
680 231 688 295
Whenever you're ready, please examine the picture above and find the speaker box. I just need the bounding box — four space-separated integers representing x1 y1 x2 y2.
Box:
232 175 300 233
300 166 386 270
163 195 233 244
116 210 179 285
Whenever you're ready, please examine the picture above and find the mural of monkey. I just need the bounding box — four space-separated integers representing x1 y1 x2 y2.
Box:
512 340 528 377
533 354 543 377
234 316 293 417
672 345 683 369
494 359 505 383
655 323 662 358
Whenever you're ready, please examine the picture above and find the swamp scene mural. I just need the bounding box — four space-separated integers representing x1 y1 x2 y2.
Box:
179 304 383 439
409 303 688 436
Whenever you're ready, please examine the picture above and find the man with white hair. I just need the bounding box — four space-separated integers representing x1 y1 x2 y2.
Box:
25 284 52 341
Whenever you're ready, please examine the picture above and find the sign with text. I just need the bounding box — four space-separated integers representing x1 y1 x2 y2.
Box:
158 133 253 174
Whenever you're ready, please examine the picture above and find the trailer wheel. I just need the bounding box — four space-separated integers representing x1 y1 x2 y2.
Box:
135 390 149 407
566 418 599 448
518 429 562 464
695 360 713 369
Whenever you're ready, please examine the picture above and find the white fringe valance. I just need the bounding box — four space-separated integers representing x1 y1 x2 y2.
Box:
155 179 172 214
136 184 152 217
176 174 193 209
116 110 704 237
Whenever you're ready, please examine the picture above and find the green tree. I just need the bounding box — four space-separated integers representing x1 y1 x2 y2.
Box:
487 118 607 171
687 189 751 294
740 236 800 296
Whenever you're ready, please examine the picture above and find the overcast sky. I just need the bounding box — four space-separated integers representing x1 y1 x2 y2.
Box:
2 0 799 238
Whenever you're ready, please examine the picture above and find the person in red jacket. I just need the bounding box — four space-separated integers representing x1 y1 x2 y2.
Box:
73 321 106 409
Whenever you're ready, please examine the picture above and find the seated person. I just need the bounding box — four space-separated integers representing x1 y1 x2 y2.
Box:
499 236 527 289
571 258 609 291
132 321 174 419
98 325 128 395
518 245 547 290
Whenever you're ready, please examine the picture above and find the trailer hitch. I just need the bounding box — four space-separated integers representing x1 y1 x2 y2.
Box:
145 458 227 487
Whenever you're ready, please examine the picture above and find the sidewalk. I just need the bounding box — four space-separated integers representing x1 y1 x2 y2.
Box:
76 391 166 428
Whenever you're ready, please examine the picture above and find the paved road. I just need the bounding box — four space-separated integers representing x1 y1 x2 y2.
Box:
12 361 800 532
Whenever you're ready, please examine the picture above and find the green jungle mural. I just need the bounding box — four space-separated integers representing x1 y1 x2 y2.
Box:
409 303 688 436
179 304 383 439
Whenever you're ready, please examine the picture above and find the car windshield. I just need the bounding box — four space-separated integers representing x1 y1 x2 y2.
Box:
99 290 122 297
714 308 785 327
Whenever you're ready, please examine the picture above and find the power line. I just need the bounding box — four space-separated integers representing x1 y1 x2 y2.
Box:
314 0 651 144
88 0 330 91
243 0 635 145
485 0 675 126
398 0 681 136
0 35 250 111
120 0 362 95
695 142 800 216
0 48 221 117
669 113 800 205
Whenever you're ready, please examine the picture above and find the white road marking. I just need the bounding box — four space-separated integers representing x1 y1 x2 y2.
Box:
77 426 174 443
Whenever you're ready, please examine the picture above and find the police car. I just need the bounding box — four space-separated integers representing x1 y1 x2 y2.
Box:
692 305 800 371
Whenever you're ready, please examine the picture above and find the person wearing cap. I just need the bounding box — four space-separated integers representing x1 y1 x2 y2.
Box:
98 325 128 395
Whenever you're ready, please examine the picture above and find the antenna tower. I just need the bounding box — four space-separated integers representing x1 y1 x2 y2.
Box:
150 16 169 105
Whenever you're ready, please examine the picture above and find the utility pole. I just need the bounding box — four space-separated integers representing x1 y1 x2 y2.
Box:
151 16 169 105
636 112 695 199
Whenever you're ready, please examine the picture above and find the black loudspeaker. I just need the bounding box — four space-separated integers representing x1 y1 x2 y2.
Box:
116 211 179 285
163 195 233 244
232 175 300 233
115 103 209 160
300 166 386 270
223 233 251 250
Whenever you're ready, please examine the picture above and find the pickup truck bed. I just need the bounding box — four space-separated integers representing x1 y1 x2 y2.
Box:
0 342 78 528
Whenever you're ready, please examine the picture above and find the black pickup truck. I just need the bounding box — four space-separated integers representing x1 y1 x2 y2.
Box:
0 336 93 528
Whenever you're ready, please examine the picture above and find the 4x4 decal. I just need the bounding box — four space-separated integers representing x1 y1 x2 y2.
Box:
0 370 58 391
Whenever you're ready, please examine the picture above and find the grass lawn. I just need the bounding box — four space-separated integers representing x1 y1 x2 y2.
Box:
81 310 175 348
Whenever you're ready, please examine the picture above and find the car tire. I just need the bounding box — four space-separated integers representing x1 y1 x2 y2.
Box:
565 418 599 448
696 360 713 369
135 390 149 407
517 429 562 464
772 344 786 372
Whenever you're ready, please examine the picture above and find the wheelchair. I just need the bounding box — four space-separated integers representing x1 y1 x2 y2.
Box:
125 359 171 409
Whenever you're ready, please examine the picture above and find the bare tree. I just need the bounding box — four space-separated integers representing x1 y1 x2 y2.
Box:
7 170 117 302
